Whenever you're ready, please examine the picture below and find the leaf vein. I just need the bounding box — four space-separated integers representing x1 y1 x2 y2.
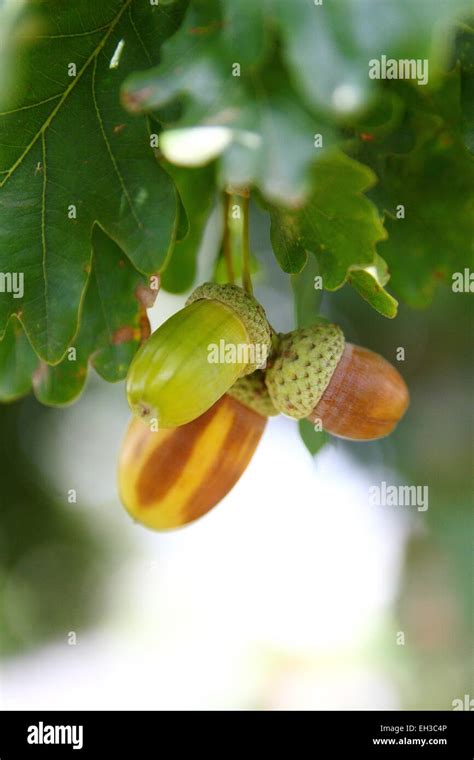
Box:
128 6 152 65
91 56 142 229
0 0 133 189
0 93 62 117
41 131 50 354
24 24 111 40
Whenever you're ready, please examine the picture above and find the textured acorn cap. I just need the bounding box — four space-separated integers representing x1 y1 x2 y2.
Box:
187 283 272 374
228 370 279 417
265 324 345 419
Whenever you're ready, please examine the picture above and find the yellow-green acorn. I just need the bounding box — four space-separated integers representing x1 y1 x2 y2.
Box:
265 324 409 440
126 283 272 429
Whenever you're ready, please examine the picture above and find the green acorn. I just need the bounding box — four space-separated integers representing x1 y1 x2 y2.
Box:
265 324 409 440
126 283 272 429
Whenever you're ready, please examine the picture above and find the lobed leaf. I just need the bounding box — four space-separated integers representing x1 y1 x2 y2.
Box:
0 0 185 364
271 0 474 113
32 226 155 406
0 318 38 403
269 151 387 289
121 0 333 205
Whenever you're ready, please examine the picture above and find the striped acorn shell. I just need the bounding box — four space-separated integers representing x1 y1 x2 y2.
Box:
119 395 266 531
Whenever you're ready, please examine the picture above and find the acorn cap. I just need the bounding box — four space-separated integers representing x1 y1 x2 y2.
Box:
187 283 272 374
265 324 345 419
228 370 279 417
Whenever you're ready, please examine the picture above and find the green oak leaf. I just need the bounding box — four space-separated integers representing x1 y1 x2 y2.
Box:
0 318 38 403
219 0 268 68
269 151 387 290
121 0 333 205
271 0 474 114
0 0 186 364
348 254 398 318
33 226 154 406
377 140 474 307
122 1 265 114
358 73 474 307
298 419 329 457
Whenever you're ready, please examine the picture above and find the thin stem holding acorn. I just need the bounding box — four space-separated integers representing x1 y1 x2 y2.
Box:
222 192 235 284
240 193 253 296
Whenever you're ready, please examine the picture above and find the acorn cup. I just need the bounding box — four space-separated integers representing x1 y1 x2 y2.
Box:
118 394 266 531
126 283 272 429
265 324 409 440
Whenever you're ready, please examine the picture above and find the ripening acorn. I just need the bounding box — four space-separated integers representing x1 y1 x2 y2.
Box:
118 394 266 531
265 324 409 440
126 283 272 429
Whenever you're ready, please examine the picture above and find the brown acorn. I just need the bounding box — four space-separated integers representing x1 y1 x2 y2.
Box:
118 394 266 531
265 325 409 441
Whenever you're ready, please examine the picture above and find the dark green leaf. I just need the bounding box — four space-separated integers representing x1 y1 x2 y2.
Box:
378 140 474 307
360 74 474 307
0 0 185 363
0 318 38 402
121 1 333 205
270 151 387 289
33 227 153 406
271 0 474 113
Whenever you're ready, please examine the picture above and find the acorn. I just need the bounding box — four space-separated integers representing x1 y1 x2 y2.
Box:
126 283 272 428
118 394 267 531
265 324 409 440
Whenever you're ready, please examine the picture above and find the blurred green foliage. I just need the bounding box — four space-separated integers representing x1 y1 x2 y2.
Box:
0 398 104 657
326 277 473 709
